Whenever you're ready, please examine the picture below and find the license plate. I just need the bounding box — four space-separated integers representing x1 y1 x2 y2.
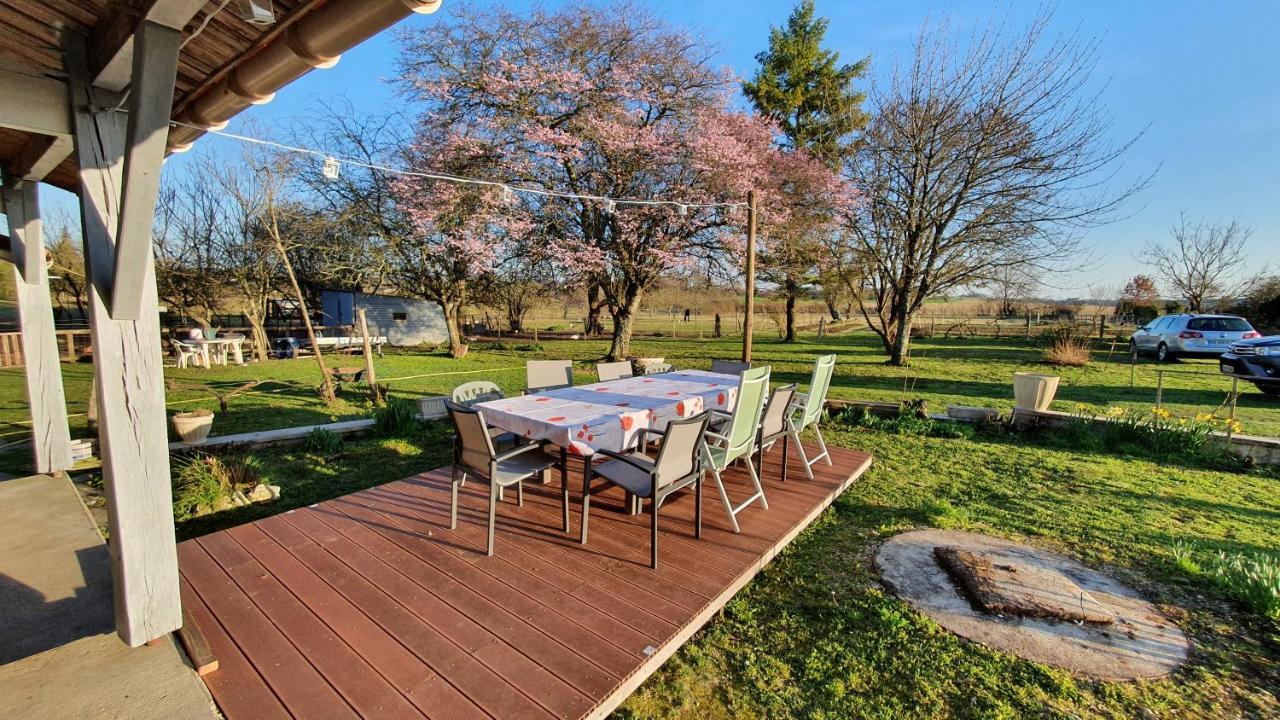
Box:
1220 363 1234 375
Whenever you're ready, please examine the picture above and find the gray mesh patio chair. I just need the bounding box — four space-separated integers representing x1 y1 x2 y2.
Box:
526 360 573 393
642 362 674 375
581 413 709 568
756 383 798 481
445 401 568 556
595 361 634 382
790 354 836 479
710 359 751 375
702 365 771 533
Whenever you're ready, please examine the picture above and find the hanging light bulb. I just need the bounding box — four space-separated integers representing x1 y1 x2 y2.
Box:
240 0 275 26
322 156 340 180
603 199 616 215
500 184 514 205
677 204 688 216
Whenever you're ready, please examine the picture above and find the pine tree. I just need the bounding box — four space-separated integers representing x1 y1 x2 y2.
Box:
743 0 869 168
744 0 868 340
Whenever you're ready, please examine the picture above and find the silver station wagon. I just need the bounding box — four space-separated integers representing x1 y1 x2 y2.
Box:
1129 314 1260 362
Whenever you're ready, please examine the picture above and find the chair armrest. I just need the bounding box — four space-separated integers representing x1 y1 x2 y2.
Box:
594 449 655 475
636 427 667 444
493 442 549 463
703 429 731 444
707 408 732 419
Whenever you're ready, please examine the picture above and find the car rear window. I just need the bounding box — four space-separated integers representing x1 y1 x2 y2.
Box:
1187 317 1252 331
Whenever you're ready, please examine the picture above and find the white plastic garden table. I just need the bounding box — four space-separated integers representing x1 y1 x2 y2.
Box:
475 370 740 541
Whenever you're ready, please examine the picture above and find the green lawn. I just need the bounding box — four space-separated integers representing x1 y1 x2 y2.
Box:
622 423 1280 719
3 330 1273 473
2 332 1275 716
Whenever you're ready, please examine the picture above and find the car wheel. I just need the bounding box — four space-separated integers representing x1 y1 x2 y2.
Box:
1259 382 1280 398
1128 339 1139 357
1156 342 1172 362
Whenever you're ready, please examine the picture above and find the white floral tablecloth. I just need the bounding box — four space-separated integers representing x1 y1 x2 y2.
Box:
475 370 740 456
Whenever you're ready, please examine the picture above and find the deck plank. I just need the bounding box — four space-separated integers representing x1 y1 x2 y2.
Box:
181 442 872 720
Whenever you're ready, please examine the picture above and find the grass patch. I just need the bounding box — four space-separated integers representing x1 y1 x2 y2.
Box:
621 424 1280 719
1174 542 1280 621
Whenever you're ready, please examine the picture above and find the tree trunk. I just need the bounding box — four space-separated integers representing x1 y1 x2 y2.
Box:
244 311 270 362
606 287 642 361
784 291 797 343
889 301 913 366
442 300 468 358
272 233 336 403
826 298 841 321
585 284 605 336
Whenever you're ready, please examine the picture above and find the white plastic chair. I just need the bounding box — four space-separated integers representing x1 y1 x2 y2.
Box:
172 340 200 369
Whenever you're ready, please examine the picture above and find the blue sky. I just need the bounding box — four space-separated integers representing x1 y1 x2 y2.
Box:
48 0 1280 298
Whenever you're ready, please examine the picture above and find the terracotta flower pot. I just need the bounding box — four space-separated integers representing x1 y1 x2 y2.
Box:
172 409 214 445
1013 373 1060 411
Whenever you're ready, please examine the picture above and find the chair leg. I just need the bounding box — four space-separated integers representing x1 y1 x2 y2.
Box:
579 477 592 544
449 474 459 530
791 423 815 480
694 474 702 539
745 455 768 510
516 481 524 507
650 498 659 569
815 423 832 466
561 479 570 533
486 482 497 556
710 466 740 534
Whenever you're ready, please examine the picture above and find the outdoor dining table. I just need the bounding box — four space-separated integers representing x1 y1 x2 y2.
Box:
475 369 741 541
191 335 247 367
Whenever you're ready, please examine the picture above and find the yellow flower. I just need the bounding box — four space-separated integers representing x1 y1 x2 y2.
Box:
1195 413 1214 422
1226 419 1243 433
1152 407 1171 419
1107 406 1127 417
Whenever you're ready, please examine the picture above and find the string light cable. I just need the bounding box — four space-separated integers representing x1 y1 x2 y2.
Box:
166 119 749 212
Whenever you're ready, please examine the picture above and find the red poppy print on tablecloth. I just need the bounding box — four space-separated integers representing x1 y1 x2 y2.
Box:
621 415 633 430
535 397 551 402
548 416 566 422
676 401 685 415
615 402 630 407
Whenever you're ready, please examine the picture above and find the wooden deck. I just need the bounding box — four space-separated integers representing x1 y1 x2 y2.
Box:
179 442 872 720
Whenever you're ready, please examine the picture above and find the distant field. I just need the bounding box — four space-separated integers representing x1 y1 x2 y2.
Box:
1 328 1275 472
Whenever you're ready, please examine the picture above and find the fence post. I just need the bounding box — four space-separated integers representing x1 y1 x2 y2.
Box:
1155 371 1164 409
1228 377 1239 440
1130 349 1136 387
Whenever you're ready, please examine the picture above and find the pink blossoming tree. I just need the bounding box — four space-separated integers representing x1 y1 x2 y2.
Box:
397 2 849 359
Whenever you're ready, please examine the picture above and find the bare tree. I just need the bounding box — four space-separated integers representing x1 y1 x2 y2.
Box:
219 149 337 402
153 176 225 330
44 211 88 319
844 13 1146 364
1144 214 1256 312
984 263 1041 317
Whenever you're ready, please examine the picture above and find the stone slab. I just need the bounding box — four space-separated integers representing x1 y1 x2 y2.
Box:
934 545 1116 624
877 529 1189 680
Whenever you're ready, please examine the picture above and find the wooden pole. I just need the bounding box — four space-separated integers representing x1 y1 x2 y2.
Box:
271 221 336 404
3 171 73 473
357 308 379 406
742 190 757 363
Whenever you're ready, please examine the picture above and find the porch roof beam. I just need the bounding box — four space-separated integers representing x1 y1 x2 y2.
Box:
88 0 208 91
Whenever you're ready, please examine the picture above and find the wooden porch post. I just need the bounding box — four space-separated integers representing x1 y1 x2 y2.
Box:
741 190 757 364
1 171 74 474
65 27 183 646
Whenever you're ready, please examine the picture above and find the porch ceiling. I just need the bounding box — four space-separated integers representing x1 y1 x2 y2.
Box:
0 0 428 192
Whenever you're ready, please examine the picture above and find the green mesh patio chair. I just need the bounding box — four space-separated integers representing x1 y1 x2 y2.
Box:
790 354 836 479
701 365 771 533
